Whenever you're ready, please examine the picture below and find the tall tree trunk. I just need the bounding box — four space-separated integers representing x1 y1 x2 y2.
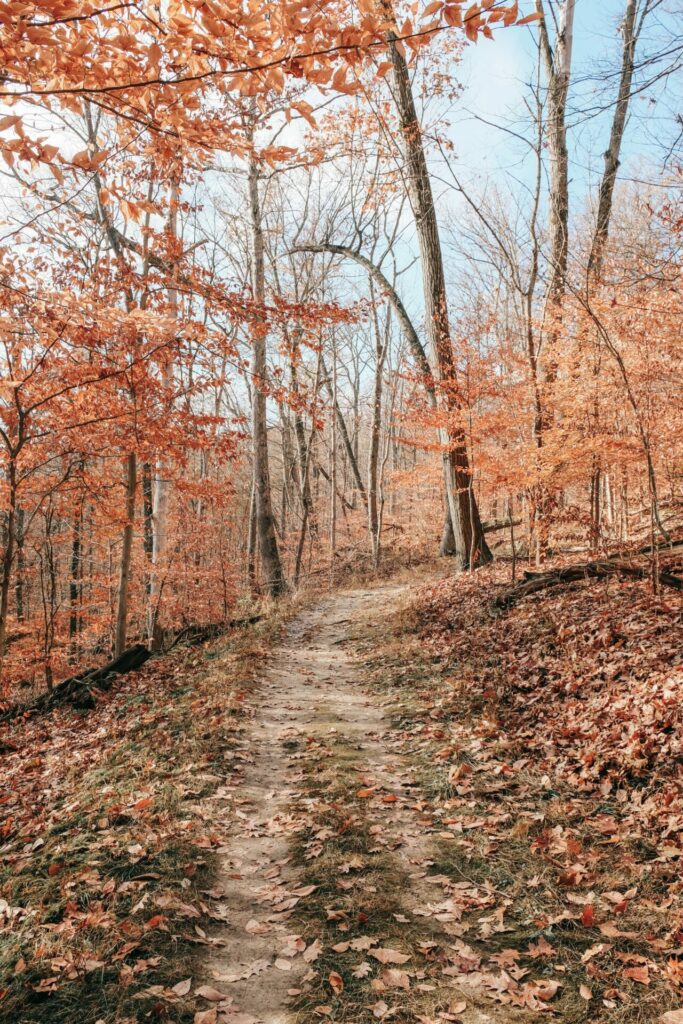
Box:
587 0 642 546
148 172 179 647
142 463 154 562
69 499 82 645
248 151 287 597
368 284 389 567
115 451 137 657
588 0 640 278
386 31 491 568
0 458 17 681
14 504 24 623
329 331 338 584
246 471 258 595
537 0 575 314
534 0 576 558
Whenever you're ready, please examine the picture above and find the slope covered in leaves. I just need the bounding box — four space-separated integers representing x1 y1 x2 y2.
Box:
362 563 683 1023
0 612 290 1024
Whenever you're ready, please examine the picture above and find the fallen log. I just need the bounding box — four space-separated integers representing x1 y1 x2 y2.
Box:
493 560 683 611
0 643 151 724
167 615 263 651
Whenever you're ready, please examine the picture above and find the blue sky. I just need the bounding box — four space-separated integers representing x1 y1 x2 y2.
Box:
452 0 681 201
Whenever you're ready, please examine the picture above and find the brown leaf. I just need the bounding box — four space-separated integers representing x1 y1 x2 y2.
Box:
535 980 562 1001
623 966 650 985
195 985 228 1001
381 968 410 990
303 938 322 962
194 1012 217 1024
527 936 557 958
328 971 344 994
368 948 410 965
352 961 371 978
599 922 638 939
172 977 192 996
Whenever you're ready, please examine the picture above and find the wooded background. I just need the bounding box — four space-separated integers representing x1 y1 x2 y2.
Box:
0 0 681 698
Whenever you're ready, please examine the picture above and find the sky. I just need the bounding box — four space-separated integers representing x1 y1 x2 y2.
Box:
448 0 681 212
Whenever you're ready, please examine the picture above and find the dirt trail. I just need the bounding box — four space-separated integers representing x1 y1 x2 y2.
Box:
200 584 510 1024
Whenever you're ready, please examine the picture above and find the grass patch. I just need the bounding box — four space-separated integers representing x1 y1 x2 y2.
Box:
351 577 682 1024
0 606 296 1024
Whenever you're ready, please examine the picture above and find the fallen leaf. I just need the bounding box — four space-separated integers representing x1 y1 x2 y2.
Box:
172 977 192 996
304 939 322 962
381 968 410 990
194 1012 217 1024
368 948 410 965
328 971 344 993
353 961 371 978
195 985 228 1001
623 965 650 985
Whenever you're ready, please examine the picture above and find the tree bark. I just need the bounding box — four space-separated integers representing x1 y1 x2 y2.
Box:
0 458 17 680
586 0 642 547
386 31 491 568
148 172 180 648
587 0 640 278
248 151 287 597
115 451 137 657
368 285 387 567
536 0 576 312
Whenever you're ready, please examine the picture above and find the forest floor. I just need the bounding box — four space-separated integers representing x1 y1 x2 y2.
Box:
1 562 682 1024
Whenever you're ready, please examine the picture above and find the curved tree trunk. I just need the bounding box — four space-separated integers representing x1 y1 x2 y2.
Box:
386 30 491 568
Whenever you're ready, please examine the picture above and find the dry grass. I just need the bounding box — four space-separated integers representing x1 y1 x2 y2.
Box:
354 576 682 1024
0 603 298 1024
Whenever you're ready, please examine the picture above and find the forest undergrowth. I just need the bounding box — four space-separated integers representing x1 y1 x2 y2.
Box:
0 604 298 1024
358 561 683 1023
0 559 681 1024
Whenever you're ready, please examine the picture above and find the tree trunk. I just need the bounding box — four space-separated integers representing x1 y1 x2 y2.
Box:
115 451 137 657
536 0 575 314
329 332 338 584
320 352 368 509
248 151 287 597
387 32 491 568
368 291 386 567
148 172 179 648
0 458 17 681
69 500 82 645
588 0 640 278
586 0 641 545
